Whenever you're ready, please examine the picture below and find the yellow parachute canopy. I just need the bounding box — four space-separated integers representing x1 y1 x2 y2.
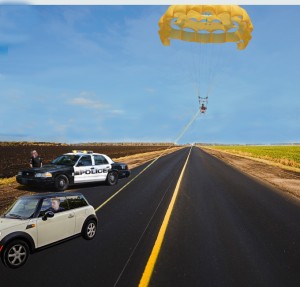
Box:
158 5 253 50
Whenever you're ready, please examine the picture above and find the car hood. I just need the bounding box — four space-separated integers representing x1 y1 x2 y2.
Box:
112 162 127 166
0 218 28 232
20 165 71 172
112 162 128 169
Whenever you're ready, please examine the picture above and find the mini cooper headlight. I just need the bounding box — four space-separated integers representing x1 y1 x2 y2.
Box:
17 172 22 176
35 172 52 178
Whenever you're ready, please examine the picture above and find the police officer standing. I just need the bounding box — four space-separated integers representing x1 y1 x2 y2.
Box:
30 150 43 168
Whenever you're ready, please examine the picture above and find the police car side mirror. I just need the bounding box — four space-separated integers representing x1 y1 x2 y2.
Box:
42 211 55 221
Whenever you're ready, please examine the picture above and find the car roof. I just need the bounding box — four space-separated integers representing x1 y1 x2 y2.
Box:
63 152 104 156
19 192 84 200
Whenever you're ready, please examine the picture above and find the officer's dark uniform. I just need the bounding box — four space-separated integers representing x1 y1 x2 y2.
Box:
30 156 42 168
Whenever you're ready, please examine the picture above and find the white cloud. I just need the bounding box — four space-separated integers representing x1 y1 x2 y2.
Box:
67 92 125 116
68 97 110 109
68 91 110 109
110 109 124 115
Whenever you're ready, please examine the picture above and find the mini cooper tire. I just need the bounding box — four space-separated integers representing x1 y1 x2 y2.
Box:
54 175 69 191
106 171 118 186
82 220 97 240
2 240 30 269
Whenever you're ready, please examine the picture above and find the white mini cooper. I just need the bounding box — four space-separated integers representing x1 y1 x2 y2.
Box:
0 192 97 268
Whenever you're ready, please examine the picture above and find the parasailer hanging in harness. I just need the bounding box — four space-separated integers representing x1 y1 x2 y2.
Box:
199 96 208 113
200 104 207 113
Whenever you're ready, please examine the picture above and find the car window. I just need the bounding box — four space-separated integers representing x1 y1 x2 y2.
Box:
94 155 108 165
39 197 68 216
67 195 88 209
77 155 92 166
51 155 80 166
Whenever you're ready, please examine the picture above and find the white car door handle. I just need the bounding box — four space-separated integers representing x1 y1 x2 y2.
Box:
68 214 74 218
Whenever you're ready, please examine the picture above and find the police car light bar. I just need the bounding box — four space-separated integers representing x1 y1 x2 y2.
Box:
72 150 93 154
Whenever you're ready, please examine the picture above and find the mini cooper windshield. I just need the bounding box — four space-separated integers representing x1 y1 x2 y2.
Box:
4 198 40 219
51 155 80 166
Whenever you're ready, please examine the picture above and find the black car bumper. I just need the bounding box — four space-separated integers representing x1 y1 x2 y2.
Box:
16 176 55 187
117 170 131 179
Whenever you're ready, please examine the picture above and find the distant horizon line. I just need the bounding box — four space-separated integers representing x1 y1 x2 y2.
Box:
0 141 299 146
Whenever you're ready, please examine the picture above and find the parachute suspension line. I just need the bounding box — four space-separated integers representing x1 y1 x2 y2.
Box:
197 42 204 99
174 109 201 144
191 45 202 100
205 45 216 99
205 43 224 100
194 42 224 111
190 42 208 109
193 41 225 115
195 42 213 113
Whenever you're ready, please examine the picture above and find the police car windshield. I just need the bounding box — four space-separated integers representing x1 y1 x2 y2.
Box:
51 155 80 166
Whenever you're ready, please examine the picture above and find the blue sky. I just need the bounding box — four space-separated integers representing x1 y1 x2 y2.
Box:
0 5 299 144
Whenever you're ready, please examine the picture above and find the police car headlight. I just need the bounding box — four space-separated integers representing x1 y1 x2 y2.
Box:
35 172 52 178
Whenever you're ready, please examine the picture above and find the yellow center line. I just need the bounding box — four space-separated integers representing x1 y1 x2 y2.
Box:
95 146 178 212
138 146 192 287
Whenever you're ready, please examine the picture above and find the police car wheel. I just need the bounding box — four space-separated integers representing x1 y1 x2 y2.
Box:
2 240 30 269
106 171 118 186
82 220 97 240
54 175 69 191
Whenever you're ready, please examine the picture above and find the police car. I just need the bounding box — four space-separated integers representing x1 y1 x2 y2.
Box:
16 151 131 191
0 192 97 268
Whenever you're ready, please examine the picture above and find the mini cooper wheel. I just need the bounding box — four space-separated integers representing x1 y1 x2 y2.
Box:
2 240 29 269
55 175 69 191
82 220 97 240
106 171 118 186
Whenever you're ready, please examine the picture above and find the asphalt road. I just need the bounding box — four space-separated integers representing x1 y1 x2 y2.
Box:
1 147 300 287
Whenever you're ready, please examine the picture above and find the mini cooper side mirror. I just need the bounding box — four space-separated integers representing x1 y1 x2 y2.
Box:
42 211 55 221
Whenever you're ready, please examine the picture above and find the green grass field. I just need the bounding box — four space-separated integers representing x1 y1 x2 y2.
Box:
205 145 300 169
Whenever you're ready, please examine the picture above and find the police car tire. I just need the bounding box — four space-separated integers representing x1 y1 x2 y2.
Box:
82 220 97 240
106 171 118 186
54 175 69 191
2 240 30 269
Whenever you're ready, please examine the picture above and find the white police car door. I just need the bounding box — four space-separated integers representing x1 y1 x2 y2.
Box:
93 154 111 181
74 155 99 183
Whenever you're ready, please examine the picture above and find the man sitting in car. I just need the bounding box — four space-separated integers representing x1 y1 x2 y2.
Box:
48 198 65 213
39 197 65 216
